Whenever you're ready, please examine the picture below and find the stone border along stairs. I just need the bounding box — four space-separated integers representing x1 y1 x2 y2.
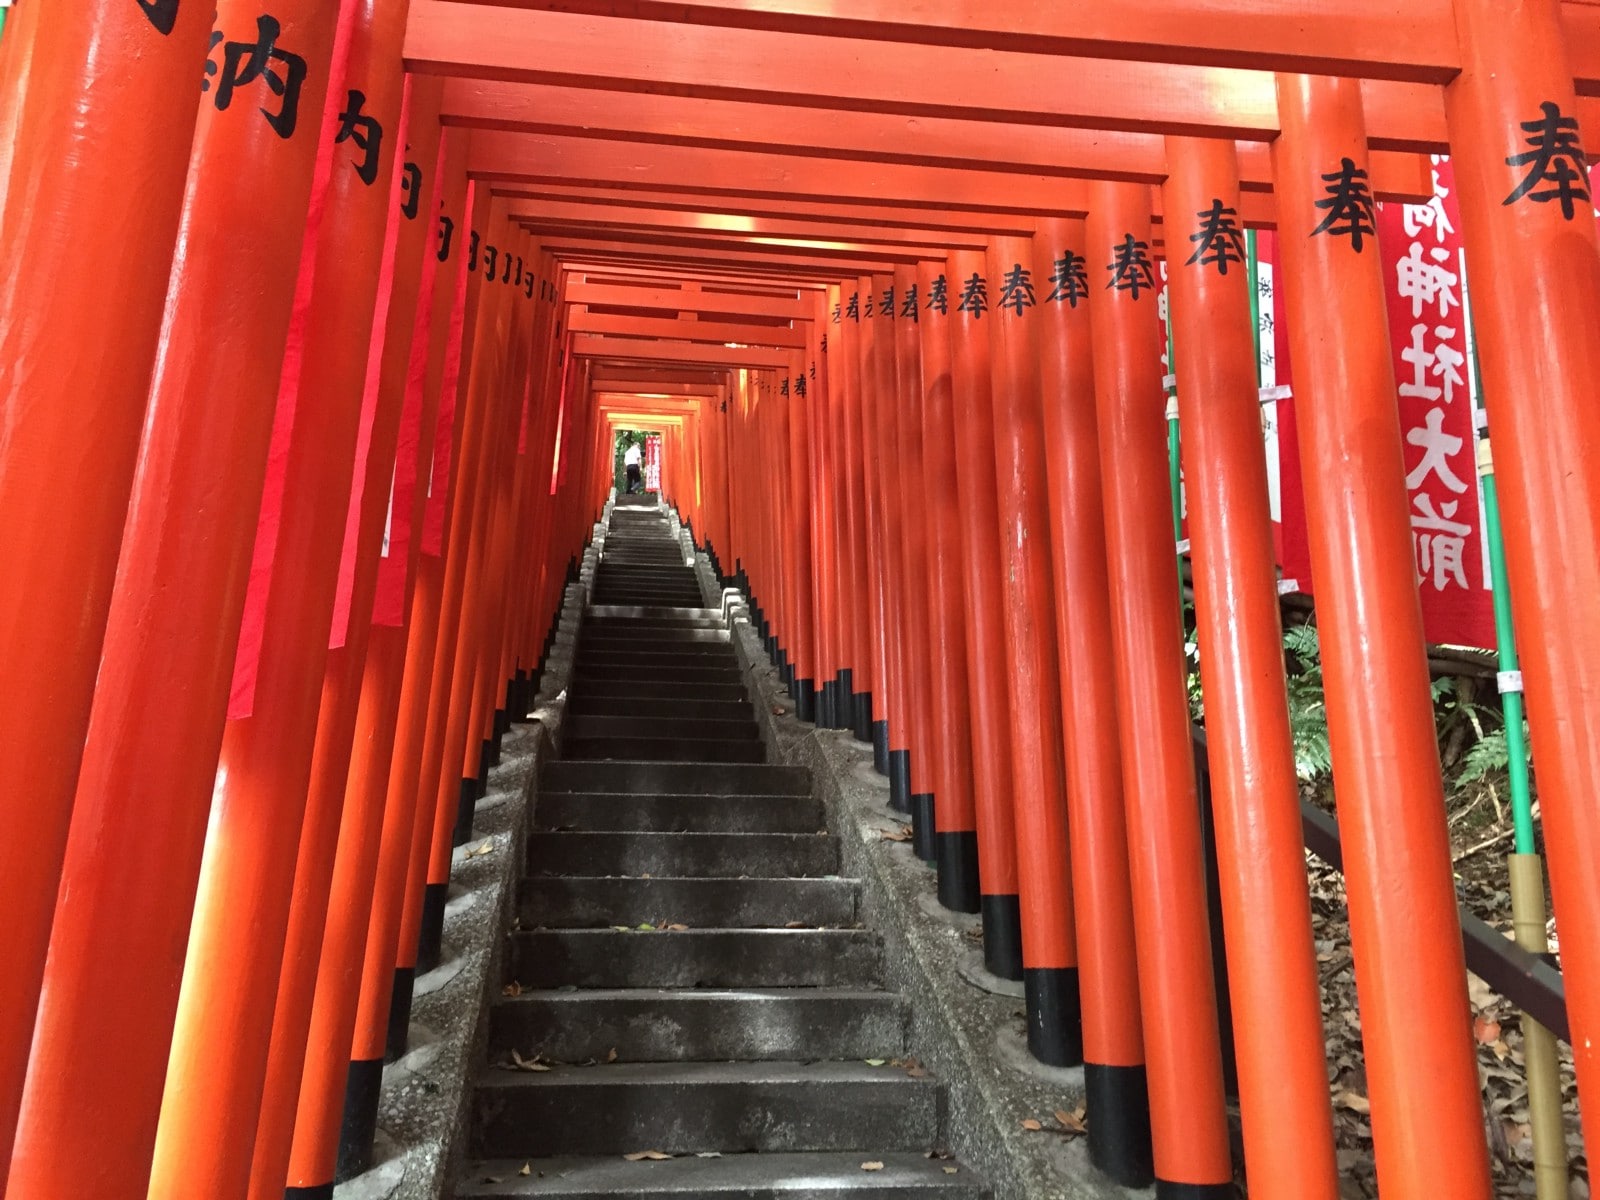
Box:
453 491 989 1198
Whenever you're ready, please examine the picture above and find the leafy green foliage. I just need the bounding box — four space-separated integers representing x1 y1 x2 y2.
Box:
1456 719 1530 788
1282 624 1334 782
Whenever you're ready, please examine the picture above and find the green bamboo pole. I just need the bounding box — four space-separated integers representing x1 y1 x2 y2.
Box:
1165 315 1183 603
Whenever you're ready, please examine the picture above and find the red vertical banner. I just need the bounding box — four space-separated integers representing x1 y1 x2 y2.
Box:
1268 229 1315 591
645 432 661 492
1379 159 1494 649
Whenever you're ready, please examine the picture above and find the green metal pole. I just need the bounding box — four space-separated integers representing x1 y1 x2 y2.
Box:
1165 316 1183 603
1247 230 1261 383
0 8 9 42
1480 449 1535 852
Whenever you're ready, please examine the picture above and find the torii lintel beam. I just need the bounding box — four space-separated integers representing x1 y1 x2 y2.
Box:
568 311 809 348
422 0 1600 90
568 282 812 322
409 2 1600 146
572 335 795 369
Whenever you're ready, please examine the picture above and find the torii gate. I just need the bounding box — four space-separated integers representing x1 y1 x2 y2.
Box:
3 4 1599 1200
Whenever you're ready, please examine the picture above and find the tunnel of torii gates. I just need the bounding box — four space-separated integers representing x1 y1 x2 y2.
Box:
12 0 1600 1198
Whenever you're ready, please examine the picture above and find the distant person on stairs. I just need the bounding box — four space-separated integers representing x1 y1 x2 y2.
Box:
624 441 643 494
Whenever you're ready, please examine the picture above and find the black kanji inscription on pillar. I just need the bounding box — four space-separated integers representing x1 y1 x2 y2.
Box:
956 272 988 317
1105 235 1156 298
335 90 384 185
400 156 423 218
203 16 308 139
437 213 456 262
483 244 498 280
138 0 180 34
900 284 919 322
927 273 948 315
881 287 895 318
845 291 860 321
468 230 479 270
1046 251 1089 306
781 378 790 397
795 374 807 398
1186 199 1246 275
501 252 512 283
1310 158 1376 251
1505 101 1591 220
997 263 1035 315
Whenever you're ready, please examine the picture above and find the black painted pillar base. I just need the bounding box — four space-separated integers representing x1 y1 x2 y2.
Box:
910 792 937 864
477 739 494 796
451 776 478 847
1023 966 1084 1066
334 1057 384 1183
510 670 529 722
794 677 816 723
415 881 448 974
384 966 416 1063
886 746 910 810
935 831 981 912
817 679 835 728
980 893 1025 980
284 1185 333 1199
488 715 505 766
870 717 888 772
838 670 858 735
1085 1063 1155 1190
1155 1182 1237 1199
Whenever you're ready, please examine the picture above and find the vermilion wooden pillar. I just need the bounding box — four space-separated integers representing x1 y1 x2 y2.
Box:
1162 135 1338 1200
150 63 432 1200
806 292 839 726
0 10 209 1175
0 5 204 1183
869 271 910 802
857 272 893 770
1446 0 1600 1154
817 285 848 727
892 262 937 859
946 247 1024 982
1032 214 1151 1186
1085 179 1233 1198
835 281 874 739
1273 72 1492 1200
914 259 982 914
984 233 1082 1067
6 6 347 1196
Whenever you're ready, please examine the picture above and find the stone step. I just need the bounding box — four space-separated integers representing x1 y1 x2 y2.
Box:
565 696 752 721
581 626 732 646
457 1152 987 1199
587 604 723 621
507 928 883 989
584 613 728 633
488 987 908 1062
561 736 767 764
526 831 837 878
518 876 858 929
575 662 745 684
563 715 759 742
543 760 810 797
569 679 750 703
470 1061 944 1157
533 791 823 834
577 648 739 670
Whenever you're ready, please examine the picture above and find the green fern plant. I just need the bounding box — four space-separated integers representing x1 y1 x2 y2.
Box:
1282 623 1333 782
1455 719 1531 787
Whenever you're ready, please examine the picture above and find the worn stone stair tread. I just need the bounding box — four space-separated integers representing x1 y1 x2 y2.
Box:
518 875 858 928
488 987 909 1061
471 1060 944 1156
543 760 811 796
457 1152 986 1197
588 604 724 620
506 927 884 989
534 792 822 834
526 831 838 878
562 715 760 741
562 736 768 763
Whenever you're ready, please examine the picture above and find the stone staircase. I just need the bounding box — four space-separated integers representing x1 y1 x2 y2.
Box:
457 497 986 1198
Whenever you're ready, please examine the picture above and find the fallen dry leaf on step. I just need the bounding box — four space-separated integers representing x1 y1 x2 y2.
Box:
666 923 689 931
624 1150 674 1162
465 840 495 858
1055 1105 1087 1133
483 1175 504 1184
943 1167 959 1175
880 825 913 843
502 981 523 998
606 1047 619 1063
861 1162 885 1172
785 921 808 929
636 922 656 931
1020 1119 1044 1132
1474 1013 1503 1044
695 1152 722 1159
510 1049 551 1072
519 1163 532 1176
1335 1090 1371 1115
